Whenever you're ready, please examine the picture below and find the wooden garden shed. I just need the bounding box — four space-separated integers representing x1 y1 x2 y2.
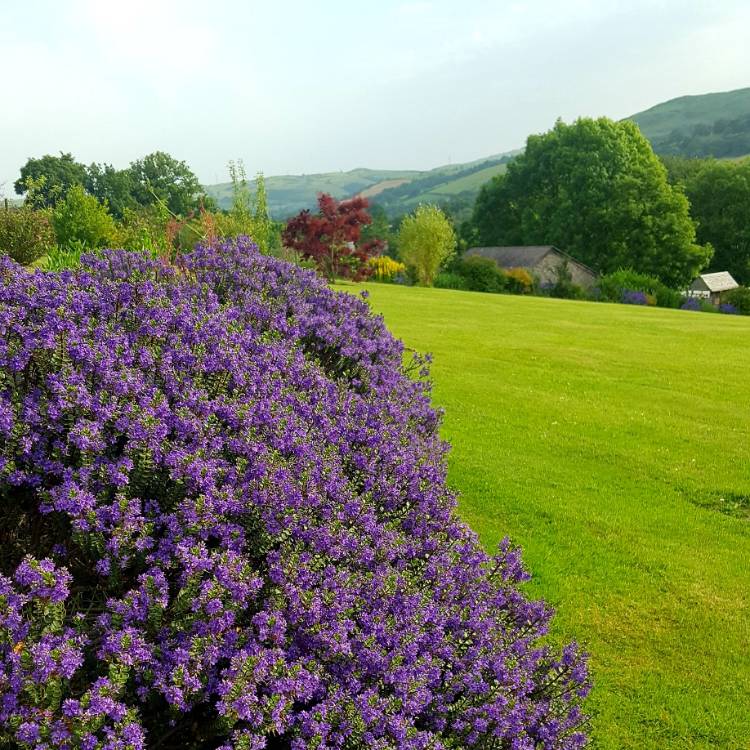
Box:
688 272 739 306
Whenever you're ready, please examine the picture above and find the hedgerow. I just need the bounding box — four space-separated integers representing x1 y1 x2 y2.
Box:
0 237 589 750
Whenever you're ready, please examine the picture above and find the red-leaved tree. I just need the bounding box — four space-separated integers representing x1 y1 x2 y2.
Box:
282 193 383 280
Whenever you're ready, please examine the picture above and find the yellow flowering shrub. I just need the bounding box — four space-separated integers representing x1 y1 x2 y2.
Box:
369 255 407 282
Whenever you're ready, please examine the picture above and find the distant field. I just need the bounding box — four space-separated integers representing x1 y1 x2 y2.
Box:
358 178 410 198
203 151 517 219
347 284 750 750
422 161 507 196
204 168 420 218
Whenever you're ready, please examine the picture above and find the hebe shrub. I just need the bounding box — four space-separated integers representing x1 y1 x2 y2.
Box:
0 238 589 750
620 290 651 306
0 206 55 265
681 296 717 313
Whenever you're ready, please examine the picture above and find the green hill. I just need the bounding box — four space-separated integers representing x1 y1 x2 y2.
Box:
368 157 511 218
204 167 420 219
628 86 750 158
203 87 750 221
203 151 518 220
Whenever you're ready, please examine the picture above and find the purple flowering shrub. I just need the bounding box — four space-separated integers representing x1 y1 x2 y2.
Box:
620 290 649 306
680 297 702 311
0 238 589 750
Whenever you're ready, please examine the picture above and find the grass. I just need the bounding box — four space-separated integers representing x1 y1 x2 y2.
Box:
347 283 750 750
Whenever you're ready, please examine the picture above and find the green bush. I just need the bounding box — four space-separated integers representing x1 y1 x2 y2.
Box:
454 255 507 293
0 206 55 265
113 205 171 256
540 262 588 300
724 286 750 315
654 285 683 309
546 279 588 300
596 268 681 308
52 184 116 249
434 271 468 290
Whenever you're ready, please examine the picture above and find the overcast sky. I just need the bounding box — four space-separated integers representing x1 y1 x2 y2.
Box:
2 0 749 192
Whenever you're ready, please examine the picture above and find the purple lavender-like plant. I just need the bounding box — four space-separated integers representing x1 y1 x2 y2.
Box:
680 297 702 311
620 290 648 306
0 238 589 750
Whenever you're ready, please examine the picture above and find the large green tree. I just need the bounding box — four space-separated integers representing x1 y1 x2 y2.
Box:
85 163 137 220
472 118 711 287
127 151 208 216
14 152 88 207
682 159 750 284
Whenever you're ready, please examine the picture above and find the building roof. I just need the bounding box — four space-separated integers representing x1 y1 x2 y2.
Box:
466 246 597 276
691 271 739 293
467 245 555 267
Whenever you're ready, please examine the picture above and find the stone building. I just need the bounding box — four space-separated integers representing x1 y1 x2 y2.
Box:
465 246 598 289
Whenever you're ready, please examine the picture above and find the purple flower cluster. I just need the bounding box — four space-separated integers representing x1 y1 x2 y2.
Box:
719 303 739 315
680 297 702 311
0 238 589 749
620 290 648 306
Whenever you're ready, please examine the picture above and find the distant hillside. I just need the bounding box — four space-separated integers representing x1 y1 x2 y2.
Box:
205 168 420 219
204 151 519 220
368 156 513 218
628 87 750 158
203 87 750 221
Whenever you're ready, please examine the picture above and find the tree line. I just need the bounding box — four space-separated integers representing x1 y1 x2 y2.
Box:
4 117 750 293
15 150 212 218
460 117 750 289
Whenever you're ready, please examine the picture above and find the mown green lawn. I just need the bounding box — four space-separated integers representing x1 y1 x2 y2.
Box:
347 283 750 750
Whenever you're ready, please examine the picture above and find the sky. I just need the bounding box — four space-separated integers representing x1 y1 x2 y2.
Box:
2 0 750 192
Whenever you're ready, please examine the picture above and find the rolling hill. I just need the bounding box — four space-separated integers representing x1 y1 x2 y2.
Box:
204 152 517 220
203 86 750 220
204 167 421 219
628 86 750 158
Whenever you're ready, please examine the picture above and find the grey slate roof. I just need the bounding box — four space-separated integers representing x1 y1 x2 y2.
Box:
690 271 739 293
466 246 555 267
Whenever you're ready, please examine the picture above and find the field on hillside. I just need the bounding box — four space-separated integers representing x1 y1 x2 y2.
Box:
205 168 420 218
349 284 750 750
203 152 516 218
